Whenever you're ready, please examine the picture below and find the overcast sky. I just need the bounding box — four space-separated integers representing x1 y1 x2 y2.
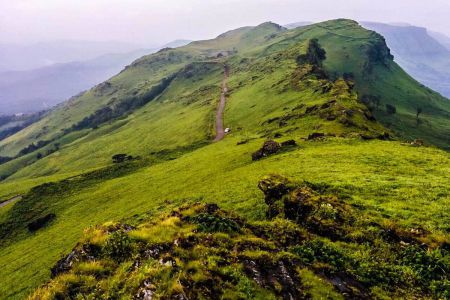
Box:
1 0 450 46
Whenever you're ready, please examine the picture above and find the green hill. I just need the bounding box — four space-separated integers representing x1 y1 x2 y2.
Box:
0 19 449 299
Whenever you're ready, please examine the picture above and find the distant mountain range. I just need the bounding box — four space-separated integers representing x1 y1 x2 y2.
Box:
0 49 152 114
0 40 192 114
361 22 450 98
0 40 146 72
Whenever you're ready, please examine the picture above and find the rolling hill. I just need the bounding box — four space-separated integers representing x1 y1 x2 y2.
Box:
0 19 449 299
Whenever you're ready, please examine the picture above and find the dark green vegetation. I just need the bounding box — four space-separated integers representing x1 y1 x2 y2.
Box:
0 19 449 299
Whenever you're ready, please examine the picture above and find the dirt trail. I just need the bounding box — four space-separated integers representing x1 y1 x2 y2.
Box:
213 65 229 142
0 195 22 208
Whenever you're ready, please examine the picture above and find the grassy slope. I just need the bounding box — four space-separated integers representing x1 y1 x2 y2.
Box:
1 137 449 298
0 19 449 298
1 20 449 182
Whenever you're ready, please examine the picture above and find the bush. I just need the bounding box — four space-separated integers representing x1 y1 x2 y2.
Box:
103 231 132 261
27 213 56 232
0 156 13 165
385 104 396 114
112 154 132 163
191 213 240 233
292 239 348 269
400 246 449 284
430 279 450 299
297 39 327 66
361 94 381 111
18 140 50 156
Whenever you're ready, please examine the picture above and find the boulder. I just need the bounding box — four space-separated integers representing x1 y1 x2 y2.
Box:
281 139 296 147
307 132 325 140
251 140 281 161
410 139 424 146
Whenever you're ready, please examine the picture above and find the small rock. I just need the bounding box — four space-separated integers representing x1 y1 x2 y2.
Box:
410 139 424 146
281 139 296 147
307 132 325 140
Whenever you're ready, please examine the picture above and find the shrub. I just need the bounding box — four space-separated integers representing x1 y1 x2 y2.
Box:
27 213 56 232
191 213 240 233
0 156 13 165
297 39 327 66
18 140 50 156
361 94 381 111
292 239 348 269
430 279 450 299
103 231 132 261
385 104 396 114
400 246 450 284
112 154 132 163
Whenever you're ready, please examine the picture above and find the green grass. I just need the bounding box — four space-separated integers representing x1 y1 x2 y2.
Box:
1 137 449 298
0 18 449 299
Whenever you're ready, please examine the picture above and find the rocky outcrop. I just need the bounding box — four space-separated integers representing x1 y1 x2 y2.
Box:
252 139 281 161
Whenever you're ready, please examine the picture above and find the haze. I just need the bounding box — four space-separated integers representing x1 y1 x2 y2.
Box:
1 0 450 46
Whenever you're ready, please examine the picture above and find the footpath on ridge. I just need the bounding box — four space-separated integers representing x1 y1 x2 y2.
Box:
213 65 229 142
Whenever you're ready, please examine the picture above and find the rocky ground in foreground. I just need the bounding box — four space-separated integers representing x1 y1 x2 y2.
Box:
30 175 450 299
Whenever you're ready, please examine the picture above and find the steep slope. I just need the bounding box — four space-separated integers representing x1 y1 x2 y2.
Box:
362 21 450 98
0 19 449 299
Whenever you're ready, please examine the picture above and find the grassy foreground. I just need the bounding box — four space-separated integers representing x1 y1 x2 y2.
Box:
1 136 449 298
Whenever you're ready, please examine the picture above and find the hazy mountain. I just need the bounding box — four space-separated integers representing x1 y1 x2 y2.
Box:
0 40 192 114
361 22 450 98
0 49 153 114
0 40 146 72
163 39 193 48
429 31 450 50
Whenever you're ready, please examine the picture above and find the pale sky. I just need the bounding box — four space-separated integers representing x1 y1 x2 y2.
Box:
1 0 450 46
